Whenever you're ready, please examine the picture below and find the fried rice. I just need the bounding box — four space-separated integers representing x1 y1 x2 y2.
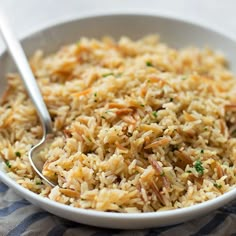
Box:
0 35 236 213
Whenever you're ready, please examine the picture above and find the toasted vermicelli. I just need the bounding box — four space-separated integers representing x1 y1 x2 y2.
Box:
0 35 236 213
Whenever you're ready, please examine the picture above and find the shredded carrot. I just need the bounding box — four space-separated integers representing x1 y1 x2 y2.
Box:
162 176 171 190
77 117 89 124
116 108 133 116
108 103 127 109
53 59 77 74
149 158 163 175
60 188 80 198
140 86 147 97
138 181 149 202
0 112 13 129
215 84 225 92
149 158 170 190
150 180 165 205
183 111 196 122
210 161 224 178
188 174 203 185
63 129 72 138
73 88 92 97
225 104 236 111
144 137 170 149
216 163 224 178
219 119 226 135
144 136 150 144
174 150 193 167
1 86 11 105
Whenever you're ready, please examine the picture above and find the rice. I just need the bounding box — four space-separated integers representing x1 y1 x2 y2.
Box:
0 35 236 213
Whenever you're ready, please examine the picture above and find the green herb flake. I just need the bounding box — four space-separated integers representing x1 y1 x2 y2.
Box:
186 170 192 173
15 151 21 157
116 73 123 78
181 76 187 80
194 160 204 175
94 93 97 97
232 129 236 137
127 132 133 137
140 104 145 107
200 149 204 154
146 61 153 67
5 160 11 168
169 98 173 102
102 72 114 77
160 172 165 176
214 183 222 189
204 127 208 131
101 115 106 119
36 180 42 185
152 111 158 118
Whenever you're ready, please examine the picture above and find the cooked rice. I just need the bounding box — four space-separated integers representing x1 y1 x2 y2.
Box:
0 35 236 213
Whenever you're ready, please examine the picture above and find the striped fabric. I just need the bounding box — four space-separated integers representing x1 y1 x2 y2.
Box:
0 182 235 236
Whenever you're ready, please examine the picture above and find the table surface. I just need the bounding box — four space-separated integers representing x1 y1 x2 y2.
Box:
0 0 236 235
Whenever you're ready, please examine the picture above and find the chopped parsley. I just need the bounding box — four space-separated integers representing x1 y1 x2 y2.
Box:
214 183 222 189
194 160 204 175
146 61 153 67
116 73 123 78
87 137 92 142
152 111 158 118
181 76 187 80
232 129 236 137
101 115 106 119
169 98 173 102
200 149 204 154
15 151 21 157
171 145 179 151
186 170 192 173
160 172 165 176
94 92 97 97
140 104 145 107
204 127 208 131
127 132 133 137
36 180 43 185
5 160 11 168
102 72 114 77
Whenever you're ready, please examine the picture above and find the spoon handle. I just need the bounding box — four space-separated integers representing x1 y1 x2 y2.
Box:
0 11 53 134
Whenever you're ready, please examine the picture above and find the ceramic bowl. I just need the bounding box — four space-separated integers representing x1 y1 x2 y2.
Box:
0 12 236 229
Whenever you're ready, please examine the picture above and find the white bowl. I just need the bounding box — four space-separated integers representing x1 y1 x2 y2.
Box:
0 12 236 229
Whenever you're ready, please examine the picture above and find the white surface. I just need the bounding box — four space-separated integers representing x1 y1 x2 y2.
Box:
0 0 236 39
0 12 236 229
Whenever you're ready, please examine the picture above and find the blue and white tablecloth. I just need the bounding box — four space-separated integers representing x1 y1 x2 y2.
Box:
0 181 236 236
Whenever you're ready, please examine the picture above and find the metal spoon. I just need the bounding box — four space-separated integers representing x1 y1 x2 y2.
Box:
0 11 56 187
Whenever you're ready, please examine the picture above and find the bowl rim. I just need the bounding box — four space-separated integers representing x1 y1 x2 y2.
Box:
0 11 236 220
